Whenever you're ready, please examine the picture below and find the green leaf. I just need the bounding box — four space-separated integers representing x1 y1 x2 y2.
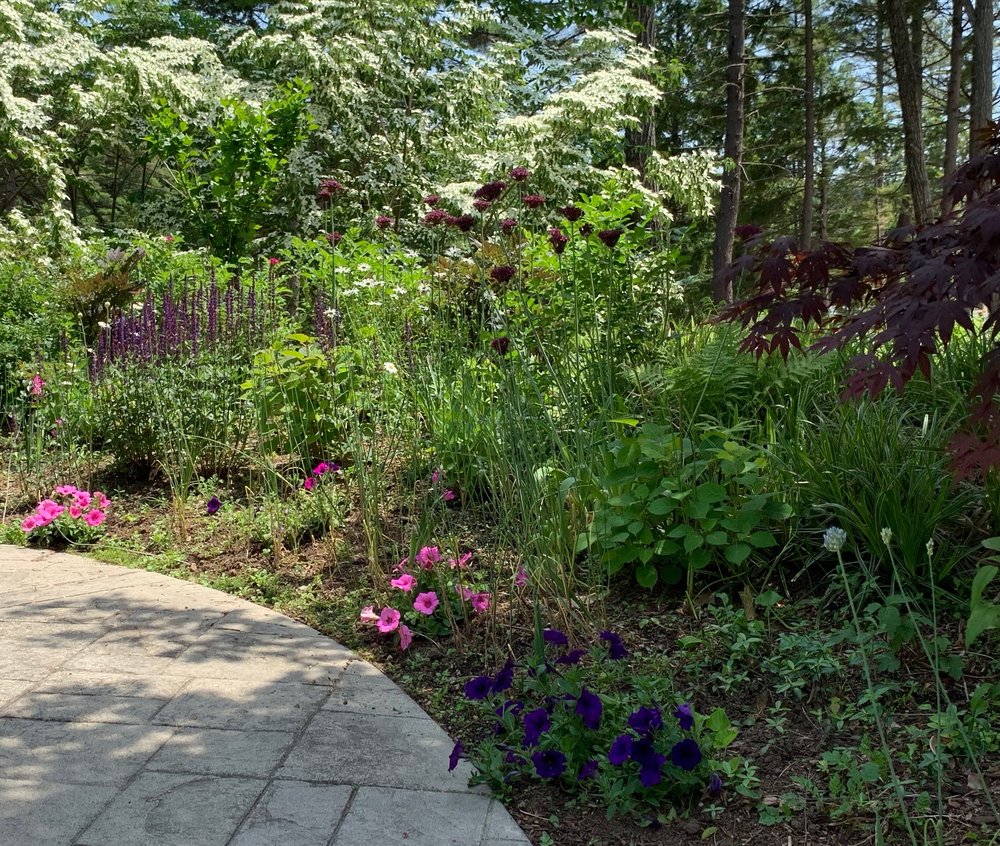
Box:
683 532 704 553
749 530 777 548
635 563 658 589
858 762 881 783
724 543 751 565
966 565 1000 647
982 537 1000 552
695 482 727 503
706 531 728 546
688 548 712 569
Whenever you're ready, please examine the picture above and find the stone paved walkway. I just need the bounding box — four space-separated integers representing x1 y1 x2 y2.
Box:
0 546 530 846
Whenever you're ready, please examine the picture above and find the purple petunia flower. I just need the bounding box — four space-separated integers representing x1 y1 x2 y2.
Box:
674 702 694 731
522 707 550 747
628 706 663 736
206 496 222 515
575 688 603 731
555 649 586 666
670 738 703 772
709 772 725 796
448 741 464 771
630 737 667 786
491 658 515 694
543 628 568 646
578 759 599 780
608 734 633 766
495 700 524 719
464 675 494 700
532 749 567 779
599 630 629 659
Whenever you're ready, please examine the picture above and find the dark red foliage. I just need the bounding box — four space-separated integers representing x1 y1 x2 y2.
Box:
718 126 1000 477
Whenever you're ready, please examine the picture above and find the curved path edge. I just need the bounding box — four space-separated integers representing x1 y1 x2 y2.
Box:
0 546 530 846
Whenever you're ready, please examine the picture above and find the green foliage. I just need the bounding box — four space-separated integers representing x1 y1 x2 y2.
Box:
583 424 791 592
146 80 316 259
966 538 1000 647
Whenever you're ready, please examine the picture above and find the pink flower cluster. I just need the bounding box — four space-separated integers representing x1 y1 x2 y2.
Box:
360 544 491 651
303 460 340 491
21 487 110 534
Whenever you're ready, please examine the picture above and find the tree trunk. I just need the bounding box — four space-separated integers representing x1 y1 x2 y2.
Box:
625 1 658 179
942 0 963 213
885 0 933 224
800 0 815 249
970 0 994 155
875 0 885 238
712 0 746 303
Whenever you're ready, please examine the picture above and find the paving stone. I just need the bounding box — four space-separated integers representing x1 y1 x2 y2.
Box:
332 786 492 845
0 778 117 846
0 691 171 724
0 679 34 707
153 677 328 731
34 669 190 699
75 771 265 846
145 727 295 778
324 660 427 718
0 718 175 786
483 800 531 843
277 710 475 789
230 780 353 846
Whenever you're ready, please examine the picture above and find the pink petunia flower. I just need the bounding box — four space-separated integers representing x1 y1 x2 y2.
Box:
38 500 64 520
69 506 83 519
442 489 455 502
431 468 441 484
55 485 77 495
449 552 474 570
73 491 91 508
84 509 106 527
21 515 39 532
93 492 111 509
471 592 490 613
313 462 330 476
304 477 315 490
377 607 401 633
268 257 280 266
457 585 476 601
390 573 417 593
413 592 439 615
359 606 380 623
399 624 413 651
415 546 441 569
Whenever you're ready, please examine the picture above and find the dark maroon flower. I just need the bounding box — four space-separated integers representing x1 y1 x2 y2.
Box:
375 214 393 229
500 218 518 233
206 496 222 515
326 231 343 244
670 738 702 771
489 265 515 283
490 336 511 355
560 205 583 222
579 223 594 236
448 741 464 771
532 749 566 779
423 194 440 206
423 209 448 226
450 214 476 232
473 180 506 201
317 178 343 206
472 199 491 212
508 166 531 182
523 194 545 209
548 227 568 254
597 228 623 249
734 223 763 241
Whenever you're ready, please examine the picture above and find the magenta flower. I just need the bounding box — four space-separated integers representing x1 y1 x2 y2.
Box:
413 591 439 615
268 257 280 266
21 515 39 532
470 592 490 613
55 485 77 495
398 624 413 651
93 492 111 510
304 477 315 491
206 496 222 515
30 374 44 396
514 567 528 587
84 509 106 527
415 546 441 569
442 489 455 502
508 166 531 182
449 552 474 569
376 607 401 633
359 606 380 623
72 491 91 508
69 505 83 519
522 194 545 209
390 573 417 593
313 462 330 476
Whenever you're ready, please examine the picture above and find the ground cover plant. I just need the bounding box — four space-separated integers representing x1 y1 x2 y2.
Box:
2 3 1000 843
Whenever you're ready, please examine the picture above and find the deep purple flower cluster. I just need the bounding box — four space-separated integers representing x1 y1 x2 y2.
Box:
523 194 545 209
548 227 568 255
607 702 704 787
422 209 448 226
597 228 623 249
508 166 531 182
374 214 393 229
316 178 343 208
473 180 506 202
489 265 516 284
560 205 583 222
499 218 519 233
449 214 476 232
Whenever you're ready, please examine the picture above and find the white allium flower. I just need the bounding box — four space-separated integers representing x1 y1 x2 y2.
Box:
880 528 893 546
823 527 848 553
383 362 398 375
926 538 935 558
